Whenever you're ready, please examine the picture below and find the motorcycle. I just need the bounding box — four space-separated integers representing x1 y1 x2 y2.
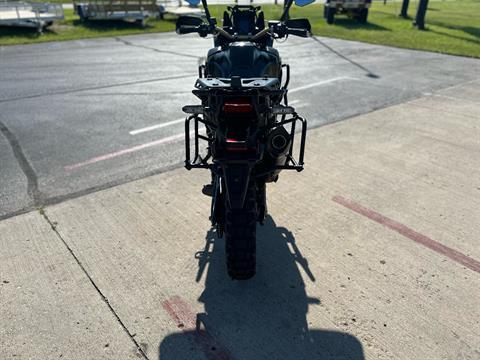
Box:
177 0 313 280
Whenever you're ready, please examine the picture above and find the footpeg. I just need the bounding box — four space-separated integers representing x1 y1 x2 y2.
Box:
202 184 213 197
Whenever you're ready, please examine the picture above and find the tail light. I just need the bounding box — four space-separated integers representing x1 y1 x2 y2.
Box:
226 137 249 152
223 98 254 152
223 98 253 114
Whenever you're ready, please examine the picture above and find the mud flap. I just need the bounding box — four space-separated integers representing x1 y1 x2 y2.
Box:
210 175 224 227
222 163 253 210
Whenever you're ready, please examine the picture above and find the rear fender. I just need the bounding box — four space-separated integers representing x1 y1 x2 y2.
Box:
222 163 254 209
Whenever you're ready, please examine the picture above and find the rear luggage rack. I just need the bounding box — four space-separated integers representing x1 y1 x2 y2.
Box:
195 77 280 90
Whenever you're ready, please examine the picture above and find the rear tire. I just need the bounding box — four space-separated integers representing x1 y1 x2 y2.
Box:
326 7 335 24
224 181 257 280
136 19 147 28
76 5 87 21
358 8 368 23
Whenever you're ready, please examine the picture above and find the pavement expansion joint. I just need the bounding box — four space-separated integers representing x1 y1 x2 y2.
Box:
38 209 151 360
311 36 380 79
0 160 185 222
115 36 203 61
0 120 41 206
0 73 197 104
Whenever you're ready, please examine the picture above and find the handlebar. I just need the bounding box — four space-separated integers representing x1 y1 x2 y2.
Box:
177 24 310 40
215 27 235 40
177 25 201 35
286 27 310 38
251 28 270 41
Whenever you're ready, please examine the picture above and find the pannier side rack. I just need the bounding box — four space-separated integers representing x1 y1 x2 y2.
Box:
184 114 215 170
184 111 307 174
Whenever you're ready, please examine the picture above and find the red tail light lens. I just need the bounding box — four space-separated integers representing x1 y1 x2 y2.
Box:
223 99 253 114
226 139 249 152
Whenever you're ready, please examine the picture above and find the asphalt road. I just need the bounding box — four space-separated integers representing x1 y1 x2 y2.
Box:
1 32 480 219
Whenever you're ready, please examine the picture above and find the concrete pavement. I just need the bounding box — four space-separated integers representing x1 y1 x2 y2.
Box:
0 212 142 359
1 80 479 359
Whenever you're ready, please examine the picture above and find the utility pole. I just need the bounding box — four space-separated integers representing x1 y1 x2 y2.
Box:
413 0 429 30
399 0 409 18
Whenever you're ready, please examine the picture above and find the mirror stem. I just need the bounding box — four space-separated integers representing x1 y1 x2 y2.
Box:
280 0 294 22
201 0 214 26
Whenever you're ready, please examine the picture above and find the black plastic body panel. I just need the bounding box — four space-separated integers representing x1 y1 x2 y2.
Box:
206 42 282 80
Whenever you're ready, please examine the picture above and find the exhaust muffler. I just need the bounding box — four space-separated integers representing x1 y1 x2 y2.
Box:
263 126 292 182
267 126 291 158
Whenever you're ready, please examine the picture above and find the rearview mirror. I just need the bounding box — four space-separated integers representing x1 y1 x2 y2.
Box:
294 0 316 7
176 15 204 31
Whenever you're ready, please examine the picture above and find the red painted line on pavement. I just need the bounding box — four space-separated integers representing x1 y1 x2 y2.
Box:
332 195 480 274
162 296 232 360
64 133 184 171
162 295 197 330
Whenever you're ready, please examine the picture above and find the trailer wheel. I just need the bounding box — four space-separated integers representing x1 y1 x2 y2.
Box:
326 7 335 24
136 18 147 28
358 8 368 23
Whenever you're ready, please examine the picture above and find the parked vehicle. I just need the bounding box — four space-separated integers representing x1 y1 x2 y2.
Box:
74 0 157 26
0 1 63 32
157 0 203 19
177 0 311 279
324 0 371 24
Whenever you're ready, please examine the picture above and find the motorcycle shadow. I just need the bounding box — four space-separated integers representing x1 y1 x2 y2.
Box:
159 215 365 360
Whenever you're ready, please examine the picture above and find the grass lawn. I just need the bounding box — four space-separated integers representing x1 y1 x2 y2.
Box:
0 9 176 46
0 0 479 58
293 0 480 58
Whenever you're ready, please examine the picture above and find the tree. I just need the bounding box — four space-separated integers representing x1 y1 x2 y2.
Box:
413 0 429 30
399 0 410 18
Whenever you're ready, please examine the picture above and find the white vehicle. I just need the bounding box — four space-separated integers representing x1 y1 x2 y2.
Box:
74 0 157 26
0 0 64 32
323 0 371 24
157 0 203 19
